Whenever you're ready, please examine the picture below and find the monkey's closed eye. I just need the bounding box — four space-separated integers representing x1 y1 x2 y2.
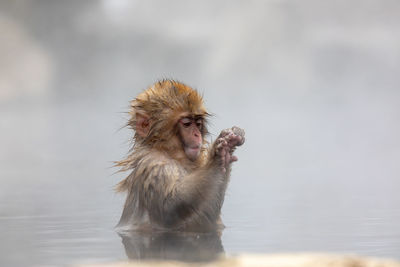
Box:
180 118 193 128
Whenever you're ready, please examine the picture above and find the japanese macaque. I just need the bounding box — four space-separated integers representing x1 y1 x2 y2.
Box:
116 80 245 233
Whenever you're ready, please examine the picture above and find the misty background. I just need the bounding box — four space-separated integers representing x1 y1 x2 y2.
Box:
0 0 399 266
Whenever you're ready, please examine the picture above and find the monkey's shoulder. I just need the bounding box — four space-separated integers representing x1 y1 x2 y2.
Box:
134 149 186 184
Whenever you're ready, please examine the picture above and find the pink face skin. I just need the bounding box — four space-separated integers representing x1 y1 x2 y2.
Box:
178 117 204 161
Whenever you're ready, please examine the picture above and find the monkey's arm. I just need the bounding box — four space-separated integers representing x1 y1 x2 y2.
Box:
143 127 245 230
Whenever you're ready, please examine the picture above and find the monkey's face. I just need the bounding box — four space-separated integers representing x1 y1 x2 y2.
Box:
178 116 204 161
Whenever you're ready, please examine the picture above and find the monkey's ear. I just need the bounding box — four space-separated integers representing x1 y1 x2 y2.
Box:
136 113 150 138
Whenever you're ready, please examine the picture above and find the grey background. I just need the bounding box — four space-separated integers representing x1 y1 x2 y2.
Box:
1 0 399 266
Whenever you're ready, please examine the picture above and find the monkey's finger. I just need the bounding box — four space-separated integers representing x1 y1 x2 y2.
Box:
236 135 245 146
225 151 230 167
216 140 227 153
231 155 238 162
219 153 226 170
227 134 242 147
219 149 227 166
231 127 245 145
231 126 245 138
218 137 228 146
219 129 230 138
216 138 224 146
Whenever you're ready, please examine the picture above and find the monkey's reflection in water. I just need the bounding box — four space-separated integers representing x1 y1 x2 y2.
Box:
118 231 224 262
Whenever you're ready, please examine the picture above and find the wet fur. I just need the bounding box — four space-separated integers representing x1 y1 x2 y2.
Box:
116 80 236 233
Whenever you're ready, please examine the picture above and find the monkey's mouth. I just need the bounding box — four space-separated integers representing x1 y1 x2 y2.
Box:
187 146 200 153
185 145 201 161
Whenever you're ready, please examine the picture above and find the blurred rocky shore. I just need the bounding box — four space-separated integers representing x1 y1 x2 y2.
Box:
78 253 400 267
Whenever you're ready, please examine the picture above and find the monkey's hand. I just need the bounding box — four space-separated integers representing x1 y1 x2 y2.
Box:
215 126 245 173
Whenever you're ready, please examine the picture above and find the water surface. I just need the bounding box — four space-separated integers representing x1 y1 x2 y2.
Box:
1 1 400 266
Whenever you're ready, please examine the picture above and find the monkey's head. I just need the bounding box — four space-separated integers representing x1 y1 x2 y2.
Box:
129 80 209 162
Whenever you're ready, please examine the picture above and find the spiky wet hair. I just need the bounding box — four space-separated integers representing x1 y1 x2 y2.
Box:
128 80 209 150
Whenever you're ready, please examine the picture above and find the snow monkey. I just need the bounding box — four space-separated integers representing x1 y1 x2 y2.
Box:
116 80 245 232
